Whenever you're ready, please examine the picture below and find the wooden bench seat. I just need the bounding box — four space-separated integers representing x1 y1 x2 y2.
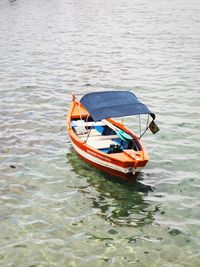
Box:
86 139 117 149
71 120 104 127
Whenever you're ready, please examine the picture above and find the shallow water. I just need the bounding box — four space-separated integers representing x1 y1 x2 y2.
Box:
0 0 200 266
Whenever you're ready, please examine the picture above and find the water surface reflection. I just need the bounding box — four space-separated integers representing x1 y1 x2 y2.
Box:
67 150 158 228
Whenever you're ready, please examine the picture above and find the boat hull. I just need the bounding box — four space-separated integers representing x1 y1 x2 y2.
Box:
71 139 142 181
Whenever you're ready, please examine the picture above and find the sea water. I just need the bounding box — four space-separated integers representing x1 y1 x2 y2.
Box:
0 0 199 266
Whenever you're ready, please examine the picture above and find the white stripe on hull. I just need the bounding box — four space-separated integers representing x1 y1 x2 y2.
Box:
71 142 142 174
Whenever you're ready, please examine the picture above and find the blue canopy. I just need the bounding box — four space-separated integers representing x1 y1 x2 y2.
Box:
80 91 155 121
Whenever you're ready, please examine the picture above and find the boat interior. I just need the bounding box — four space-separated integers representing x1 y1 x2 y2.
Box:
71 117 140 154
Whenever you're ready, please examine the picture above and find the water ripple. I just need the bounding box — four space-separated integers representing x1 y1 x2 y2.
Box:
0 0 200 266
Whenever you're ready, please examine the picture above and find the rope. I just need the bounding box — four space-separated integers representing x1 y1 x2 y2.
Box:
78 102 83 121
84 121 95 143
78 101 89 135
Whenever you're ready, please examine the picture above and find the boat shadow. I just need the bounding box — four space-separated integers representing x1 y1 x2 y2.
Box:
67 149 157 227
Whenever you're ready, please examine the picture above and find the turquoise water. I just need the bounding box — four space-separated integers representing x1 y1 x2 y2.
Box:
0 0 200 266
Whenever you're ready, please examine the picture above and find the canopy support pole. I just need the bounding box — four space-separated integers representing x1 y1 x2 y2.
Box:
139 115 141 137
139 115 150 139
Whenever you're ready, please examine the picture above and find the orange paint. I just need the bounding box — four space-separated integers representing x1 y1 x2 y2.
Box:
67 98 149 181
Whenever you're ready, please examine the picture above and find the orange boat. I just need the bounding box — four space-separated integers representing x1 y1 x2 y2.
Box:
67 91 158 181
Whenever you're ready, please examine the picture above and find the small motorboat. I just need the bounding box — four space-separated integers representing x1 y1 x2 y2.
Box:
66 91 159 181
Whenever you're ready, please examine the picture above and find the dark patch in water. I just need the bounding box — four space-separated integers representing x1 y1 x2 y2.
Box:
168 228 182 236
89 235 113 241
67 149 157 227
108 229 118 235
14 244 27 248
10 165 16 169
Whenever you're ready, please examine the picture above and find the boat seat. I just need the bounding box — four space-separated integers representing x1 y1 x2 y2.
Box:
86 139 117 149
79 129 118 140
84 121 105 127
72 120 120 149
86 134 118 140
78 129 101 138
71 120 104 127
85 133 119 149
72 120 106 136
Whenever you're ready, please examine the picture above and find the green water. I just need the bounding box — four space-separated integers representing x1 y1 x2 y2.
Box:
0 0 200 266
